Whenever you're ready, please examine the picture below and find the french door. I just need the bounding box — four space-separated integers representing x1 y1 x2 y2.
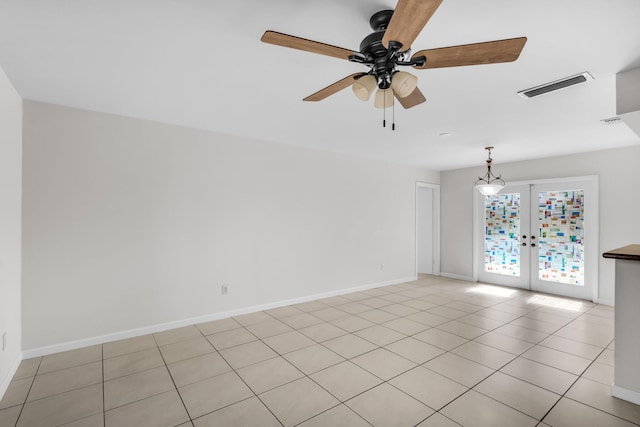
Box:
476 178 598 300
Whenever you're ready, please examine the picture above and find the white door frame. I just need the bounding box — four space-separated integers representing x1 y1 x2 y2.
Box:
416 182 441 277
473 175 599 301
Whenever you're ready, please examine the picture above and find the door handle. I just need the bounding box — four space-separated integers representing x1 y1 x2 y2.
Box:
522 243 527 247
531 243 536 247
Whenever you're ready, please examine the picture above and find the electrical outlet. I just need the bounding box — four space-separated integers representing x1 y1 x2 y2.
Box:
2 333 6 351
221 285 228 295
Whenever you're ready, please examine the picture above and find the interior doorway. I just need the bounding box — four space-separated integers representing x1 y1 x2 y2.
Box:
416 183 440 277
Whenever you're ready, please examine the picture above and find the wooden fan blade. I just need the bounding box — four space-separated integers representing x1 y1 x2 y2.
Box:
412 37 527 69
261 31 355 61
395 87 426 109
382 0 443 50
304 73 367 102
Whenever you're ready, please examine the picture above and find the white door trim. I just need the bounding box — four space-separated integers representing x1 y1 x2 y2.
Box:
416 182 441 277
473 175 599 301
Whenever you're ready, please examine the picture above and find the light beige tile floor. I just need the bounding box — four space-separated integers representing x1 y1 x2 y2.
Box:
2 275 636 426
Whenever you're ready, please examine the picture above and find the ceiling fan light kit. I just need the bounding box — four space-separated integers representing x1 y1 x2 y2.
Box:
261 0 527 124
373 88 395 109
352 75 378 101
390 71 418 98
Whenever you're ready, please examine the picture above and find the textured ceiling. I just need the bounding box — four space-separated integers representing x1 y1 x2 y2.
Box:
1 0 639 170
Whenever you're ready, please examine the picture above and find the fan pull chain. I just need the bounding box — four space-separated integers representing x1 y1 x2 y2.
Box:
380 90 397 130
392 90 396 131
382 91 386 128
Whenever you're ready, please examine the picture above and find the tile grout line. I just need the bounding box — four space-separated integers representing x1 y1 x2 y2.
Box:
288 310 461 425
207 311 389 425
12 356 43 427
102 345 106 427
422 308 580 425
548 339 640 427
323 285 607 425
194 319 292 426
537 341 615 425
210 336 285 427
336 285 603 424
152 332 193 426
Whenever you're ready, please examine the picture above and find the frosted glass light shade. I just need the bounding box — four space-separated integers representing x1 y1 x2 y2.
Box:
391 71 418 98
475 181 505 195
352 75 377 101
373 88 394 109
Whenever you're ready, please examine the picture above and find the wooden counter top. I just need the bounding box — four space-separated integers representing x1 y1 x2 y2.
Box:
603 244 640 261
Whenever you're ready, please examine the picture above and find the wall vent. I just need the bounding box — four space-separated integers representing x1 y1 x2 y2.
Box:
600 116 621 125
517 72 593 99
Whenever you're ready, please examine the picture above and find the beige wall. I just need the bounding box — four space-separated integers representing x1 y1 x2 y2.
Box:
22 101 439 352
0 67 22 397
441 144 640 304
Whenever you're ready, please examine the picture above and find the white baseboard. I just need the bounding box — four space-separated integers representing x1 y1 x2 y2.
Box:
22 276 416 359
0 352 23 402
612 384 640 405
440 272 475 282
595 298 614 306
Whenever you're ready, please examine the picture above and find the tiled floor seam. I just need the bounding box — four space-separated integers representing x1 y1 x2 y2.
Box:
432 387 477 422
16 374 104 407
189 395 265 426
517 353 605 378
212 341 285 426
561 395 640 426
472 370 561 423
535 339 604 359
536 343 640 427
33 359 102 376
102 344 160 360
222 327 415 425
425 308 576 424
290 402 373 427
153 331 194 425
101 345 106 427
297 364 421 426
11 356 42 427
493 344 612 425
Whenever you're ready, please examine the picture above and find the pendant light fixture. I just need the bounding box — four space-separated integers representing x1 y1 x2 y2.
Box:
474 146 505 196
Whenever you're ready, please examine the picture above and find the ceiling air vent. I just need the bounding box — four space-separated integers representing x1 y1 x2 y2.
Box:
517 72 593 99
600 116 621 125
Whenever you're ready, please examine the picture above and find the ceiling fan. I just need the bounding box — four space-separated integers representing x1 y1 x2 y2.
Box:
261 0 527 110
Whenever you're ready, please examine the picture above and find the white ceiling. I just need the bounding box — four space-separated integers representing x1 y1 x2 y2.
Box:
1 0 639 170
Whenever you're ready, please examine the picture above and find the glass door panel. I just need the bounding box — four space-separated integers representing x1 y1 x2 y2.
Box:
530 181 595 300
537 190 585 285
478 184 530 289
485 192 521 276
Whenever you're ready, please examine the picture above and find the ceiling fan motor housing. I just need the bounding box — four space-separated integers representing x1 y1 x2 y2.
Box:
369 10 394 31
359 10 410 89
